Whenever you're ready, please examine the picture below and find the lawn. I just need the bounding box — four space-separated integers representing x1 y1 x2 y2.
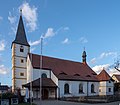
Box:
18 103 36 105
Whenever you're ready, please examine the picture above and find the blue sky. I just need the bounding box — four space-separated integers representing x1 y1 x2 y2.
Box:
0 0 120 86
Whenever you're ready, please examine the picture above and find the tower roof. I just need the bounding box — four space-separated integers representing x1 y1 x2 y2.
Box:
97 69 111 81
12 14 30 47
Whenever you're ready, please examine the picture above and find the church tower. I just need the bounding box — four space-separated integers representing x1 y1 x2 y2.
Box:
82 49 87 64
12 10 30 92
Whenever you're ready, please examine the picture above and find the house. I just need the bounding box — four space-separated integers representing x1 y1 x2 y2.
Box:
97 70 114 95
0 83 9 94
112 74 120 83
11 10 114 99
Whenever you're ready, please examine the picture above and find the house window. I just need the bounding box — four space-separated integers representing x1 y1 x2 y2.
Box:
21 59 24 63
79 84 83 93
20 73 24 76
108 88 111 92
64 83 69 94
20 46 24 52
41 73 47 78
109 80 111 83
91 84 95 93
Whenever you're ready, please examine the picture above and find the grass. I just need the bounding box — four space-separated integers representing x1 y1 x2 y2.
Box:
18 103 36 105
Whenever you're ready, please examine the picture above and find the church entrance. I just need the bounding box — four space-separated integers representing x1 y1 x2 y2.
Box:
42 89 48 99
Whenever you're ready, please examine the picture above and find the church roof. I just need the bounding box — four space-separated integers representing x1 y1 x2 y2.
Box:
97 70 111 81
29 53 99 81
23 78 57 88
12 15 30 46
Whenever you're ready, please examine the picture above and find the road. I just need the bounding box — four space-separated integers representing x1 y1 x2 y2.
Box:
33 100 120 105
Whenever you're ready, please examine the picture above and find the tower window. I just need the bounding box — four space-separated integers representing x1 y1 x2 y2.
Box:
20 73 24 76
21 59 24 63
20 46 24 52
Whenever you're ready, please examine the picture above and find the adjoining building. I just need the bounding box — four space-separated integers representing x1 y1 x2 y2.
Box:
12 11 114 99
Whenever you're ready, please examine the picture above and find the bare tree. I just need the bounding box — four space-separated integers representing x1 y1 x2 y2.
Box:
114 59 120 72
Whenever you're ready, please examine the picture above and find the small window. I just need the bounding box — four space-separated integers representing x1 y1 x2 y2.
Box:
41 73 47 78
64 83 69 94
91 84 95 93
20 46 24 52
108 88 111 92
20 73 24 76
109 80 111 83
21 59 24 63
99 89 101 92
79 84 83 93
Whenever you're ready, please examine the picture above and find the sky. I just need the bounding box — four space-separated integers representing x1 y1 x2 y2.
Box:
0 0 120 86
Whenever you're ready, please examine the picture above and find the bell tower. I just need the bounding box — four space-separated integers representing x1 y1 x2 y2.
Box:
82 48 87 64
12 10 30 92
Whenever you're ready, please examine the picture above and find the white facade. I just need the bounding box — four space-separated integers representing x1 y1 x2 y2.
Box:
12 43 29 92
99 80 114 95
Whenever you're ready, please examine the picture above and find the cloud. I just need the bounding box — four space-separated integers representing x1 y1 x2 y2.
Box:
63 27 69 31
80 37 88 43
0 65 9 75
8 12 16 24
8 11 17 35
29 38 41 46
89 51 117 65
44 28 55 39
92 64 119 76
90 58 97 64
92 64 110 74
99 52 117 59
0 40 5 51
62 38 69 44
20 2 37 32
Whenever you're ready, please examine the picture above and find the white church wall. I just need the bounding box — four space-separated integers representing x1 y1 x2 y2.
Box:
27 55 33 83
71 81 87 97
58 80 89 98
99 81 114 95
15 79 26 89
14 44 29 57
88 82 99 96
33 69 51 81
106 81 114 95
15 68 26 78
15 57 26 68
51 71 58 86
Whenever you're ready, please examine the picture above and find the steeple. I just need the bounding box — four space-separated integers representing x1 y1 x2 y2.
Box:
12 9 30 47
82 47 87 64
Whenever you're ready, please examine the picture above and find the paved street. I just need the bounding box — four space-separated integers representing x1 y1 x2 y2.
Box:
33 100 120 105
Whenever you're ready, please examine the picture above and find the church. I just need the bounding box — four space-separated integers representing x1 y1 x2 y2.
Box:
12 11 114 99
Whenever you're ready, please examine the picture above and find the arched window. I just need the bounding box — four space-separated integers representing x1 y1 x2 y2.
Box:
20 46 24 52
91 84 95 93
41 73 47 78
79 83 83 93
64 83 69 94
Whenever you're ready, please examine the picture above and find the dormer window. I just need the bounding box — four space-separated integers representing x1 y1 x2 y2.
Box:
20 46 24 52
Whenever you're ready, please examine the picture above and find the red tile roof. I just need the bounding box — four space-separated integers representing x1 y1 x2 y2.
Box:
97 70 111 81
29 53 99 81
23 78 57 88
112 74 120 81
